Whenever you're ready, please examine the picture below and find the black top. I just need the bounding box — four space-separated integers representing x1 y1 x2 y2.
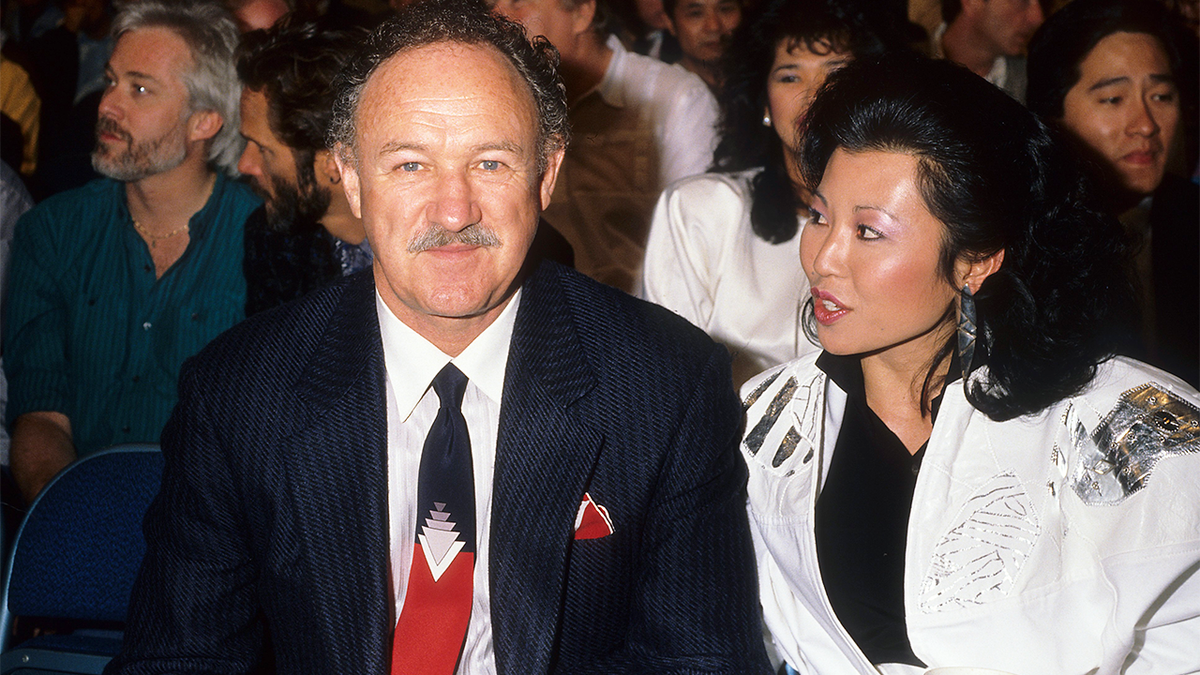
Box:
814 351 948 667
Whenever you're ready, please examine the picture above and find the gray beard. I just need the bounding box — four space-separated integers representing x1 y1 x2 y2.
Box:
92 118 189 182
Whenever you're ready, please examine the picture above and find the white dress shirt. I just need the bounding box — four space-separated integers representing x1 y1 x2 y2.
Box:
377 290 521 675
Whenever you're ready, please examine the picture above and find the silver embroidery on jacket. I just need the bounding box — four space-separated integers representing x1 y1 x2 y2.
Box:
744 376 798 456
1069 384 1200 506
918 472 1039 613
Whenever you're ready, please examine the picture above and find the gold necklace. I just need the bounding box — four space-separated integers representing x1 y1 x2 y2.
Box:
133 219 189 248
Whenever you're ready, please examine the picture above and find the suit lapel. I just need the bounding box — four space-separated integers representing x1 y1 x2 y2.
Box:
491 264 602 675
285 272 393 674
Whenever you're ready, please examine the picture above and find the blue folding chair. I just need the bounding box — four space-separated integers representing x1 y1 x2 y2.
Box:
0 444 163 675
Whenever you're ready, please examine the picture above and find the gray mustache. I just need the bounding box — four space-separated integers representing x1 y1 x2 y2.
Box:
95 116 132 144
407 224 502 253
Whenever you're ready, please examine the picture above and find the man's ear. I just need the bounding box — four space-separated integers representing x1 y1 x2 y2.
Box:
313 149 342 186
956 248 1005 295
539 146 566 211
187 109 223 143
332 144 362 218
571 0 597 38
664 15 678 37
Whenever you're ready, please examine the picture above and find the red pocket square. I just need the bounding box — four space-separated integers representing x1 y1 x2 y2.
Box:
574 492 614 540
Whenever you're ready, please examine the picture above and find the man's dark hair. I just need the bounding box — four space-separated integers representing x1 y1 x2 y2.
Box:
1026 0 1196 121
801 52 1136 420
328 0 569 173
662 0 742 22
238 18 366 158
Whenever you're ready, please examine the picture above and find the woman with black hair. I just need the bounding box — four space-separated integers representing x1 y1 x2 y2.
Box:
742 53 1200 674
641 0 901 386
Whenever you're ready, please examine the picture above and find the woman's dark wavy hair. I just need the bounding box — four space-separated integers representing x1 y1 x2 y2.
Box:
799 53 1136 421
711 0 904 244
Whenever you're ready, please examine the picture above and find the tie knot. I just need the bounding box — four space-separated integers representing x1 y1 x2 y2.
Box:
432 363 468 411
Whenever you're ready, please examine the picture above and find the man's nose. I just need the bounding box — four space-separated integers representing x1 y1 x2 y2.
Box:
1128 98 1161 138
237 144 262 177
97 86 123 121
429 171 482 232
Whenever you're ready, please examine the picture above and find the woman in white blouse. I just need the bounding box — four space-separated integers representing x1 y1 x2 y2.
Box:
641 0 904 386
743 53 1200 675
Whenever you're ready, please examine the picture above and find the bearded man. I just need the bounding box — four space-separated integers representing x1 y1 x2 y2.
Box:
235 19 374 315
2 0 259 503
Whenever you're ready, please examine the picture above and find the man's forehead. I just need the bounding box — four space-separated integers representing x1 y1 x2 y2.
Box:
112 26 194 78
358 40 533 116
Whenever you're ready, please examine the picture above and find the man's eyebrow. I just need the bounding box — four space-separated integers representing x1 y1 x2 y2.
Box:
471 141 522 155
377 140 427 156
1088 76 1130 91
107 66 165 86
376 141 525 156
1149 73 1176 85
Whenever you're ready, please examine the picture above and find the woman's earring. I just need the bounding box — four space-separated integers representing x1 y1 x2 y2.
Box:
957 284 977 382
762 111 772 127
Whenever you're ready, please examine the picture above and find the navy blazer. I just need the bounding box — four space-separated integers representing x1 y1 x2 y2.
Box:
108 262 771 675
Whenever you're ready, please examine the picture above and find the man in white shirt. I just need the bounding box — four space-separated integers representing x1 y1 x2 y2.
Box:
934 0 1043 102
108 2 770 674
492 0 719 293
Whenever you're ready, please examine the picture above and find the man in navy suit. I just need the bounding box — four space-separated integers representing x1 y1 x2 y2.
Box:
107 1 769 673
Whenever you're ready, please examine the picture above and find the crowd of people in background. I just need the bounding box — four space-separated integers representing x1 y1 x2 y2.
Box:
0 0 1197 671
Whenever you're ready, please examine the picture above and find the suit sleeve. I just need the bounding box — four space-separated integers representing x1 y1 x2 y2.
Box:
621 344 772 673
104 359 265 675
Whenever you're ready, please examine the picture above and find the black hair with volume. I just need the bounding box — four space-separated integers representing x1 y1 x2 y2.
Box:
800 53 1136 420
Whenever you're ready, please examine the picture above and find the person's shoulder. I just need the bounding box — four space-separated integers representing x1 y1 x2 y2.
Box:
526 261 726 371
212 173 262 214
612 41 711 99
184 271 371 387
15 178 120 241
1079 356 1200 411
655 170 756 244
29 178 119 216
663 170 756 203
740 352 822 408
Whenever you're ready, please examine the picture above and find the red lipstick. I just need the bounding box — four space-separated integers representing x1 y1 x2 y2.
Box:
811 288 848 325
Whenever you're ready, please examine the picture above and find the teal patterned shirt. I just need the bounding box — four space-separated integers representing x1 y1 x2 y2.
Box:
4 174 259 457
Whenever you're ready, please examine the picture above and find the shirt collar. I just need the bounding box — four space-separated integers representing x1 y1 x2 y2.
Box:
816 348 960 421
376 288 521 421
115 172 227 240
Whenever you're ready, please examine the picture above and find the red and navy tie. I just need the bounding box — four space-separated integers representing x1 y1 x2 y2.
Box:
392 364 475 675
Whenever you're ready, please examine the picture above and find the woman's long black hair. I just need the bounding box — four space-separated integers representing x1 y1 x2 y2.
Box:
711 0 903 244
800 53 1137 421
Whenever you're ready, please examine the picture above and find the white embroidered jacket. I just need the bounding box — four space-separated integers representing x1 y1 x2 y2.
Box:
741 353 1200 675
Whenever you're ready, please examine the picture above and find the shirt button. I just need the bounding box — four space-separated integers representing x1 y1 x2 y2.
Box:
132 375 140 383
121 425 131 433
143 322 152 330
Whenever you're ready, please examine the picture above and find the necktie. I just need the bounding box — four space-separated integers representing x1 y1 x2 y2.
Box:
392 364 475 675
